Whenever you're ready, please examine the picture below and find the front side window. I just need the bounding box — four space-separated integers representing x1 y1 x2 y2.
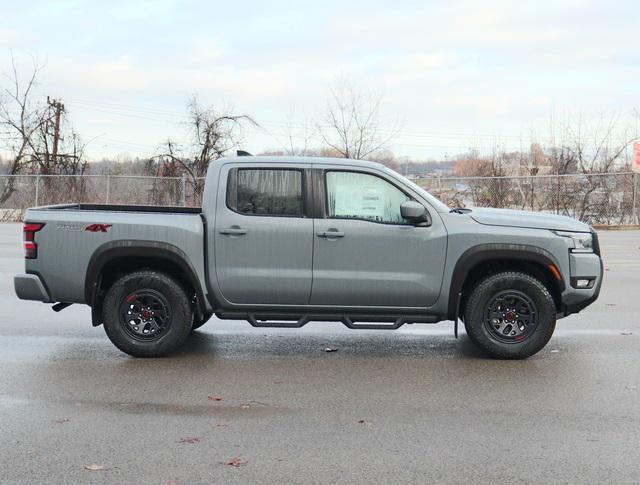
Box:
228 168 304 216
326 171 412 224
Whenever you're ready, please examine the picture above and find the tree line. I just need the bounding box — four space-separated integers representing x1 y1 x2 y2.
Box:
1 54 638 208
0 56 409 204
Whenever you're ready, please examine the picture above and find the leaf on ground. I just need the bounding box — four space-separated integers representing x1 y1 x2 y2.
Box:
225 458 248 468
208 396 223 401
84 464 105 471
357 419 367 424
53 418 69 424
324 347 338 352
179 437 201 444
621 332 633 336
239 403 251 409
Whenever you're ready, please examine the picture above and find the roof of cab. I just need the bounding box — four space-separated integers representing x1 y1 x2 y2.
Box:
217 155 386 170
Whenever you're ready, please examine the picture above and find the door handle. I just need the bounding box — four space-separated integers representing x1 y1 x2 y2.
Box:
219 226 247 236
317 230 345 238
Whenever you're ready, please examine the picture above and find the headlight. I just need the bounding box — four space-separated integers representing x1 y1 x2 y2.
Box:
554 231 593 253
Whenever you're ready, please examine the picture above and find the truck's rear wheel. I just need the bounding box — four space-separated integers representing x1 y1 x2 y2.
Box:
464 271 556 359
102 270 193 357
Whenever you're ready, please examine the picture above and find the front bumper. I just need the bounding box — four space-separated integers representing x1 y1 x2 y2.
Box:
14 274 53 303
562 254 603 316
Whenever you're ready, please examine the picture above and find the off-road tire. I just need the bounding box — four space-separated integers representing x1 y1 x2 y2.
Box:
102 270 193 357
464 271 556 359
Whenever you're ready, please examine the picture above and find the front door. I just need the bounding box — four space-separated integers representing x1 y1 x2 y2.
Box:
213 164 313 305
310 168 447 309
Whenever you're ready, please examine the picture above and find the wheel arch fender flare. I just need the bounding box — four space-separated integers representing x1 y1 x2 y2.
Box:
447 243 565 320
85 240 210 325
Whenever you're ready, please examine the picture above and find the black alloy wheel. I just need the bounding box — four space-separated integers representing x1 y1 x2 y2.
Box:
463 271 556 359
483 290 538 343
120 289 172 341
102 270 193 357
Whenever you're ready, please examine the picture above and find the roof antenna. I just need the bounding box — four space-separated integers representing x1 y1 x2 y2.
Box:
237 150 253 157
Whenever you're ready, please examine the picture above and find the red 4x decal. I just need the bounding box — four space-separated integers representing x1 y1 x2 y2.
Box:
85 224 112 233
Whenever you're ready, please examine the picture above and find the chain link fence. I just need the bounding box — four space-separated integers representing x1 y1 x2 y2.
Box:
417 172 639 226
0 172 638 225
0 175 204 221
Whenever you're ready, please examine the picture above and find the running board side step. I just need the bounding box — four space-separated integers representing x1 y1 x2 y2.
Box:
52 302 73 312
216 312 439 330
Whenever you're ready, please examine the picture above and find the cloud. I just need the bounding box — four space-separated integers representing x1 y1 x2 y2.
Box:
186 37 227 65
50 55 149 92
0 29 19 46
3 0 637 159
0 28 37 49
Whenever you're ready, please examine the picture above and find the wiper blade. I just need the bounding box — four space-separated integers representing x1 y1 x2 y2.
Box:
450 207 472 214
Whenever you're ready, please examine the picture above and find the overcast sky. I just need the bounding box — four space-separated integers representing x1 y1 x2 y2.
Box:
1 0 638 160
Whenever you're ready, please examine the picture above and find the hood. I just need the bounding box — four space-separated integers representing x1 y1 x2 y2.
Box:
468 207 591 232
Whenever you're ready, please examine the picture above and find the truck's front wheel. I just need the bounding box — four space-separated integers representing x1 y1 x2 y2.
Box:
102 270 193 357
463 271 556 359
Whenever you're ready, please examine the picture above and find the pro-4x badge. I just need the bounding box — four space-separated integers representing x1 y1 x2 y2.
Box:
85 224 112 233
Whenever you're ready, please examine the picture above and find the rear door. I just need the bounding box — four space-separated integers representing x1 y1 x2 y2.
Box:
213 163 313 305
310 167 447 308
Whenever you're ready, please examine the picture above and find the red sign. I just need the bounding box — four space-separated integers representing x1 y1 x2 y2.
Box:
634 142 640 173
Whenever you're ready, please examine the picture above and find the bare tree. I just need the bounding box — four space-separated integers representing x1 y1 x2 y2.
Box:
154 97 257 204
318 83 397 160
282 112 313 156
369 149 401 172
0 54 88 205
541 116 635 221
0 55 48 203
444 116 637 222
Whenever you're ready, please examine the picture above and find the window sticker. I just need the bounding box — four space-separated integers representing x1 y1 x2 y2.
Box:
327 172 410 223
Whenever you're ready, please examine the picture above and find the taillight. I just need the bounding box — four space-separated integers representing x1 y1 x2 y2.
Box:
23 223 45 259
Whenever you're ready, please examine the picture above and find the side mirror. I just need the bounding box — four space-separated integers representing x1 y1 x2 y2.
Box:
400 201 430 226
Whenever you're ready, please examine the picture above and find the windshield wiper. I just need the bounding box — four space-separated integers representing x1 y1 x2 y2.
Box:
450 207 472 214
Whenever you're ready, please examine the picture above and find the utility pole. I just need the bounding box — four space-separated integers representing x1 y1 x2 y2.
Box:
47 96 65 164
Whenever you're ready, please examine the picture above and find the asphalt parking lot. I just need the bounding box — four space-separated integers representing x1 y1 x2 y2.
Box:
0 223 639 484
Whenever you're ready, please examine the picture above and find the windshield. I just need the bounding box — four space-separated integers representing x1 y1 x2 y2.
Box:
382 167 450 213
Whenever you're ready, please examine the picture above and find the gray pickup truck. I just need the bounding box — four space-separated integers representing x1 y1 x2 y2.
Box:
15 156 603 359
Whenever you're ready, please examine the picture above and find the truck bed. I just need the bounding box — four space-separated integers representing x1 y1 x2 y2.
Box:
34 203 202 214
22 203 208 305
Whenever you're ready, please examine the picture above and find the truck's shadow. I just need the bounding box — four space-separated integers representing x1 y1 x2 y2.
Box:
174 328 488 360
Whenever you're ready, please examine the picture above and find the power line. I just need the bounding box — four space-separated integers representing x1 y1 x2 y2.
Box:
69 104 184 124
40 95 636 157
61 97 636 144
40 96 510 154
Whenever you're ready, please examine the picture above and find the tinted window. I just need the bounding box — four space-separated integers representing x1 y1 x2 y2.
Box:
326 171 411 224
229 169 304 216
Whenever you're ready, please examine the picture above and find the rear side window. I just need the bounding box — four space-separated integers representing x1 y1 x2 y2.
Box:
227 168 304 217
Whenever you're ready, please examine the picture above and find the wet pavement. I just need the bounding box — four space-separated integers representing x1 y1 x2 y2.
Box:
1 223 639 484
